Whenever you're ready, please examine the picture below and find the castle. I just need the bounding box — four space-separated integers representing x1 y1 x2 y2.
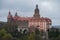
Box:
7 4 52 32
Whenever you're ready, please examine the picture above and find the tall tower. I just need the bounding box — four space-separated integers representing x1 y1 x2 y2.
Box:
33 4 40 18
7 11 13 23
14 12 19 22
15 12 18 16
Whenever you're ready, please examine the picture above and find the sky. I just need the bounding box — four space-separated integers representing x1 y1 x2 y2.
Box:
0 0 60 26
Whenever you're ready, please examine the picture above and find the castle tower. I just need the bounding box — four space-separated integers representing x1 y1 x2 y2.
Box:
33 4 40 18
7 11 13 23
14 12 19 20
14 12 19 24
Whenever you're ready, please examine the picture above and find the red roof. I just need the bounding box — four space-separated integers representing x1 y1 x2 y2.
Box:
7 14 51 22
13 16 52 22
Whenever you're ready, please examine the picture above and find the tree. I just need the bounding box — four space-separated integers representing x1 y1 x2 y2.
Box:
48 28 60 39
0 29 6 38
55 35 60 40
2 33 13 40
35 28 42 40
0 29 6 40
27 32 35 40
0 29 13 40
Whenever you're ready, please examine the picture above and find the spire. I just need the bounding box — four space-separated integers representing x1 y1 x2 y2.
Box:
7 11 12 19
15 12 18 16
33 4 40 18
7 11 13 23
9 10 11 15
36 4 38 9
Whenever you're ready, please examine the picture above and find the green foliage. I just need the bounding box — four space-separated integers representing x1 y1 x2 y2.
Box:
48 28 60 40
1 22 60 40
2 33 13 40
55 35 60 40
0 29 13 40
27 32 35 40
0 29 7 38
35 28 42 40
35 28 40 34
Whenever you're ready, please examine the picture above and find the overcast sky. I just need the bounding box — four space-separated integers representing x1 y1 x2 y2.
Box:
0 0 60 26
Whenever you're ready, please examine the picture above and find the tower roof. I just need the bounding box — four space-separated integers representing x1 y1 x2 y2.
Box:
33 4 40 18
9 11 11 15
36 4 38 9
7 11 12 19
15 12 18 16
